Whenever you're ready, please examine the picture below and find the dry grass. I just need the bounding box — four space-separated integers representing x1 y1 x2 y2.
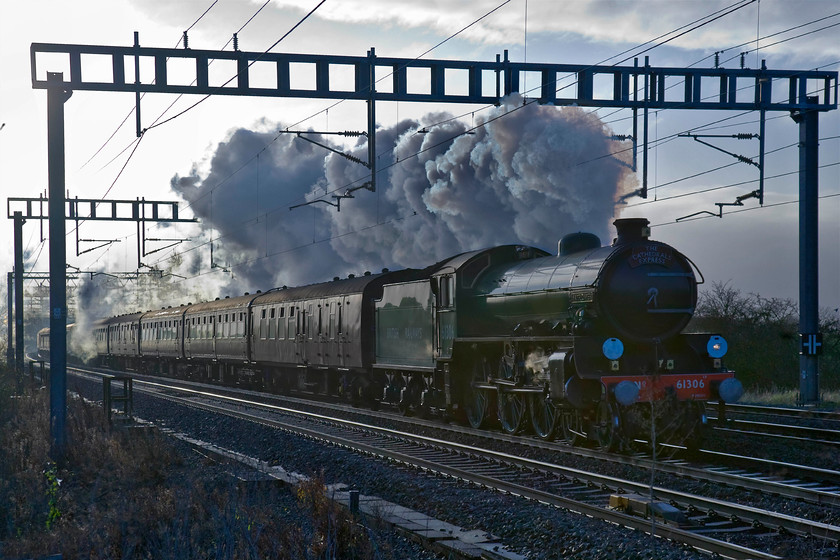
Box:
0 369 387 559
740 387 840 408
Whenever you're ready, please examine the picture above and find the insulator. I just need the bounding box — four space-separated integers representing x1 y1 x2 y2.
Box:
233 33 239 51
183 32 189 50
740 52 745 69
714 52 720 68
735 133 754 139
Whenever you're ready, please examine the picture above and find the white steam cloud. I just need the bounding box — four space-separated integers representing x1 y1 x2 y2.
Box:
169 95 636 290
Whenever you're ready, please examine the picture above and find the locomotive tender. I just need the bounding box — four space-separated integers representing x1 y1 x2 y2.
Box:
41 217 742 450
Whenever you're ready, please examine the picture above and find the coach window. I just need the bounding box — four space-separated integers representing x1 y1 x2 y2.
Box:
308 304 314 340
278 307 286 339
269 308 276 339
329 302 336 340
289 306 296 338
317 305 323 337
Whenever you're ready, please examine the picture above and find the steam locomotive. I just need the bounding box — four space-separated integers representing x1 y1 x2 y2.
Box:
40 217 742 450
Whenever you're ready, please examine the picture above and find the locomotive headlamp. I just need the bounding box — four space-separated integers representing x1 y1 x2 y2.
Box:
707 335 728 358
602 337 624 360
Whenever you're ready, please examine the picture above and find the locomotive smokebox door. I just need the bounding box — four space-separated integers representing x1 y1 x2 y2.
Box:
548 352 567 401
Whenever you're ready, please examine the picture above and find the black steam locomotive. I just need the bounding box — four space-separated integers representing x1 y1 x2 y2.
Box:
41 217 741 450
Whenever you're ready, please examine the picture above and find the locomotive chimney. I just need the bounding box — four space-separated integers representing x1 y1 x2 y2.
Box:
613 218 651 245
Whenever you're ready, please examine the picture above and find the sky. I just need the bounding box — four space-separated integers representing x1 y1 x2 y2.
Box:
1 0 838 322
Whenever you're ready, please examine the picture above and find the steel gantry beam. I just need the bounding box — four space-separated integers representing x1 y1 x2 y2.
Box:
26 40 838 461
30 42 836 111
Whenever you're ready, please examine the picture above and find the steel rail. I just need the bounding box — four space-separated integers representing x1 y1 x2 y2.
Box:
133 384 783 560
68 366 840 509
717 402 840 421
144 381 840 542
710 417 840 446
70 368 824 558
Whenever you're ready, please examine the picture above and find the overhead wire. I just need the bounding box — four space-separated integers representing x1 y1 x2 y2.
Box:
652 191 840 228
143 0 762 231
286 0 762 210
145 0 327 132
125 2 835 276
79 0 221 170
285 0 512 132
398 0 760 152
172 0 516 218
719 17 840 67
145 0 522 271
160 0 791 275
70 1 275 272
75 0 315 270
589 11 840 161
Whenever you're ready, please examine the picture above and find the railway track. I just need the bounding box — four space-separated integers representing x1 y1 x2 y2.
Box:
711 402 840 446
65 367 840 559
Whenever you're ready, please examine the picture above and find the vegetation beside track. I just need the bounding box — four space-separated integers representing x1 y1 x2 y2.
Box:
0 366 391 559
692 282 840 392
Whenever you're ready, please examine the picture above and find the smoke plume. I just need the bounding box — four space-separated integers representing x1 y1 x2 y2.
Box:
169 95 635 290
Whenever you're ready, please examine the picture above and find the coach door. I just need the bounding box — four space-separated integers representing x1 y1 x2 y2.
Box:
323 299 338 367
294 304 307 364
337 297 349 367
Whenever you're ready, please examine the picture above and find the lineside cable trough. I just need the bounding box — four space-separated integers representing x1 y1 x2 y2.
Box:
168 431 525 560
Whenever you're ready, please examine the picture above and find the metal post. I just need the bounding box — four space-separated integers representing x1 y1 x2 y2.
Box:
14 212 25 373
47 72 71 461
642 57 650 198
367 47 376 192
6 272 12 367
349 489 359 514
791 97 820 405
632 58 638 174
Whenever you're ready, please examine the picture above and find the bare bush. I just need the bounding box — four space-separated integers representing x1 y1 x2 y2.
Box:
0 370 386 559
692 281 839 390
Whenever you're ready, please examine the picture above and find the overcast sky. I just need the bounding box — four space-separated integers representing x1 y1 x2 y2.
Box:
1 0 838 316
